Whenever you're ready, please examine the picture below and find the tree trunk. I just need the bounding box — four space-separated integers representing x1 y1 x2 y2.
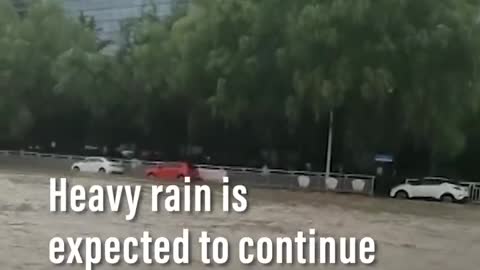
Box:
429 146 437 176
185 111 195 159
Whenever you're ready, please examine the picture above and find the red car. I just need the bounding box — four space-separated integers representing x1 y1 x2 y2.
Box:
146 162 201 181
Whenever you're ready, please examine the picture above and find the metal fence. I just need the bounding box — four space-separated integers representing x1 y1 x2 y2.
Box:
2 150 480 203
461 182 480 203
226 169 376 195
0 150 376 196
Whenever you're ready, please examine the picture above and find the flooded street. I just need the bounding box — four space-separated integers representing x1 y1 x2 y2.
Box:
0 170 479 270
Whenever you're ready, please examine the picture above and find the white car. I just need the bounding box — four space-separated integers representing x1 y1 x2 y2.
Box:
71 157 125 174
390 177 469 203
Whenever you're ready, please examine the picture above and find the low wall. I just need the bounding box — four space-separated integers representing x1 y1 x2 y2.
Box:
197 168 227 183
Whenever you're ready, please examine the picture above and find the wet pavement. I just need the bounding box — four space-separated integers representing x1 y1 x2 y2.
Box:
0 168 479 270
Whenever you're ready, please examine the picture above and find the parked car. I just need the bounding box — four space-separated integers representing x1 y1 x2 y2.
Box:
145 162 201 181
390 177 469 203
71 157 125 174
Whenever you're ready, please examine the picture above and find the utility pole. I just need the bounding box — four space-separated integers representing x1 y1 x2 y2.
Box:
325 110 334 179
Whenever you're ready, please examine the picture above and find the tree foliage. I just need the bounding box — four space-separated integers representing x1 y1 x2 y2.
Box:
1 0 480 176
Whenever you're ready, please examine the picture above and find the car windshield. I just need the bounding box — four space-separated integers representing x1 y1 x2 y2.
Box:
443 179 460 185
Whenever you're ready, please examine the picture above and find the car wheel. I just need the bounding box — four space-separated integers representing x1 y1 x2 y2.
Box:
147 173 156 179
73 166 80 172
395 191 409 200
441 194 454 203
99 168 106 173
177 174 185 180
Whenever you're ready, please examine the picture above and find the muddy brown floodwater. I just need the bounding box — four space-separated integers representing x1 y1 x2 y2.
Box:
0 170 479 270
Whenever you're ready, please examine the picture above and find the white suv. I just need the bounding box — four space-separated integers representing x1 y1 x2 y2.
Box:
390 177 469 203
